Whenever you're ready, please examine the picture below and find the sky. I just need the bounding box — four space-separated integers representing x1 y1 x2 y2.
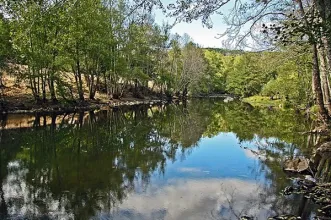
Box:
153 1 234 48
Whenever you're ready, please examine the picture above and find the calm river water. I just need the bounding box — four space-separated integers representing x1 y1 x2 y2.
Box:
0 99 318 219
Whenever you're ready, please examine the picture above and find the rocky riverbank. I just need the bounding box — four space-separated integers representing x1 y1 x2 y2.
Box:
280 142 331 219
1 93 237 115
240 141 331 219
0 97 168 114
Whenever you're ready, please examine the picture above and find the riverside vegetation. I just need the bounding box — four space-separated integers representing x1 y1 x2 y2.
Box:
0 0 324 117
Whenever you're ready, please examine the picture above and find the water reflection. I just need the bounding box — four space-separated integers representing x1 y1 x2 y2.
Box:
99 179 274 220
0 100 317 219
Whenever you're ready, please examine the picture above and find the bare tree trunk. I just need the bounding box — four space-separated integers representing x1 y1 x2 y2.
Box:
75 60 84 101
318 0 331 97
42 71 47 103
30 68 41 103
74 43 84 101
49 27 59 104
0 76 4 105
313 44 329 122
318 47 331 114
48 72 57 103
88 74 96 100
297 0 329 122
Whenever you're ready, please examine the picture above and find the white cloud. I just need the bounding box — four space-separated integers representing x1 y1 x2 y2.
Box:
177 167 203 173
244 149 267 161
97 178 280 220
171 21 226 48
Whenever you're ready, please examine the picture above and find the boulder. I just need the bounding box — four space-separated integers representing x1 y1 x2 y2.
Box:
224 97 234 103
283 156 309 173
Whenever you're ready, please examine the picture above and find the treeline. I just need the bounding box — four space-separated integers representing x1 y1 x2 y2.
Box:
200 47 313 106
165 0 331 123
0 0 329 120
0 0 207 104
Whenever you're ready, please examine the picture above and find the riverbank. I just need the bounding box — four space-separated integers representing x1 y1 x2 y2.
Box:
0 74 172 114
192 93 237 99
0 96 169 114
242 95 285 108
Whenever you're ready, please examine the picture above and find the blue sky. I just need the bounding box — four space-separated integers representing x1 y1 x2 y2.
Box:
153 1 234 48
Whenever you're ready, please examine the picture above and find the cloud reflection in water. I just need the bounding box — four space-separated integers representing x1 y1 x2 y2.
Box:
97 178 279 220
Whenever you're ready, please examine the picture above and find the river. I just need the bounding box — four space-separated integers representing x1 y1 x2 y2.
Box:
0 99 320 219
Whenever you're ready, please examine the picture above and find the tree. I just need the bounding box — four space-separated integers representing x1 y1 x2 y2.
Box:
180 42 207 96
0 14 11 103
226 53 269 97
203 50 226 94
166 0 331 123
1 0 174 103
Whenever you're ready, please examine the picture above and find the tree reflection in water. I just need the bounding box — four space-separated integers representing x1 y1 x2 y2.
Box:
0 100 321 219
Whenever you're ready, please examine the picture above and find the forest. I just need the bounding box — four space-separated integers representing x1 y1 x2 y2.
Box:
0 0 330 124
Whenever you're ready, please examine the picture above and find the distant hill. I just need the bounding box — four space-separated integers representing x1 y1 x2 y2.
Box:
202 48 245 55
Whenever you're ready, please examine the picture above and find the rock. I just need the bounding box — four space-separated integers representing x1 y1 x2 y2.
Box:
304 175 316 183
283 156 309 173
297 177 317 189
224 97 234 103
240 216 254 220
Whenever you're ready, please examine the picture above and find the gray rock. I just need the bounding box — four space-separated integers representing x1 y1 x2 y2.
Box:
224 97 234 103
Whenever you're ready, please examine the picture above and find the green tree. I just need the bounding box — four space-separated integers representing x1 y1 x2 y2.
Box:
226 53 269 97
203 50 226 94
0 14 11 103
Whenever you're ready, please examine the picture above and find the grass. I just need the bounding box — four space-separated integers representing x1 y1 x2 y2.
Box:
242 95 285 108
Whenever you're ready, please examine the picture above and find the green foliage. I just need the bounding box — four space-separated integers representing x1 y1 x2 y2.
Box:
199 48 312 107
0 0 316 108
0 14 11 68
0 14 12 101
242 95 284 108
1 0 173 101
261 51 312 106
201 50 226 93
204 47 244 55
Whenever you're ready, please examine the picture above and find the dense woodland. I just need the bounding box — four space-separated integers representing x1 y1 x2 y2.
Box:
0 0 330 123
0 0 209 104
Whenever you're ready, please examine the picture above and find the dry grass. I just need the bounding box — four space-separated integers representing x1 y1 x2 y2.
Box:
1 71 161 112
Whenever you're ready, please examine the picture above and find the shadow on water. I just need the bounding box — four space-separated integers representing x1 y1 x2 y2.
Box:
0 99 326 219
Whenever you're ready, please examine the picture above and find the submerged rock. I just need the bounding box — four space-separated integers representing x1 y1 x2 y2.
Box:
283 157 309 173
282 177 331 218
